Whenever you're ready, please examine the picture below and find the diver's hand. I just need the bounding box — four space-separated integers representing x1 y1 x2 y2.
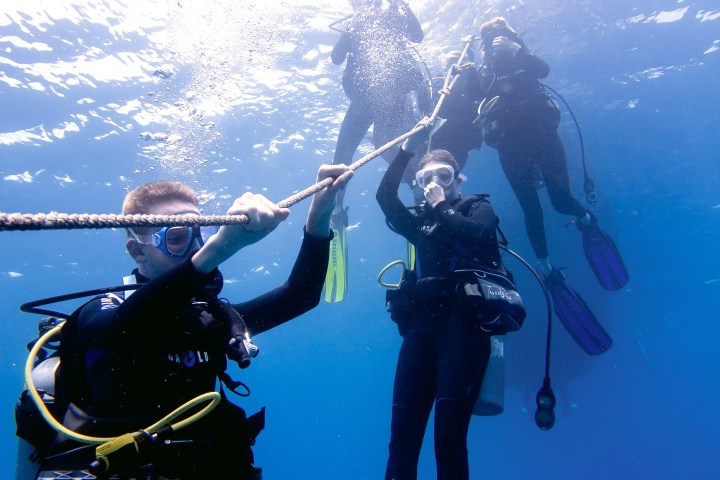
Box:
307 164 354 237
192 193 289 273
401 117 432 153
424 182 446 209
474 95 500 128
227 334 251 369
491 36 521 55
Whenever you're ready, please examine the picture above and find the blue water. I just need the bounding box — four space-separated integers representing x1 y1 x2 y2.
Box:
1 0 719 478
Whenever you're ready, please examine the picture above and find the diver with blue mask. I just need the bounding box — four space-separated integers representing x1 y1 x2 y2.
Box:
15 166 353 479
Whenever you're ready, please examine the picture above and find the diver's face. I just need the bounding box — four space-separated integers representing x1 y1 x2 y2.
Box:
443 177 461 202
126 199 201 279
481 27 512 59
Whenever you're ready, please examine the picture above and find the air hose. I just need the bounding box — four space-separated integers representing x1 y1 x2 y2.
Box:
541 82 597 205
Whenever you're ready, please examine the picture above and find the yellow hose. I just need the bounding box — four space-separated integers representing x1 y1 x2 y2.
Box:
24 323 221 445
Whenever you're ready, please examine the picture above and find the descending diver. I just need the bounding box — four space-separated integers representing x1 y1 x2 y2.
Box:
427 49 485 174
476 16 628 355
377 124 525 479
15 165 352 479
325 0 425 302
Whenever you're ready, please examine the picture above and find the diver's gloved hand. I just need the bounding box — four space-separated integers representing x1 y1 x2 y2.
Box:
473 96 500 128
401 117 433 153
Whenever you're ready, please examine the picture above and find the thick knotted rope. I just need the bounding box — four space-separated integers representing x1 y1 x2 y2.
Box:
0 38 475 232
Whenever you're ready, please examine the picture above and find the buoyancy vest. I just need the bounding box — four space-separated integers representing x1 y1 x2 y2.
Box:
412 194 506 279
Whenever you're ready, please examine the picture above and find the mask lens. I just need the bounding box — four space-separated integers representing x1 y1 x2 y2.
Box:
435 167 454 186
200 226 219 244
416 164 455 189
164 227 193 256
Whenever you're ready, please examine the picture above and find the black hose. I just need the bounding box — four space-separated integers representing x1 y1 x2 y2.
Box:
20 284 140 319
500 245 556 430
541 83 597 205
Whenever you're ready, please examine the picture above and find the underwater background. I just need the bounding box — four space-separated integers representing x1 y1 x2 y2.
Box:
1 0 718 478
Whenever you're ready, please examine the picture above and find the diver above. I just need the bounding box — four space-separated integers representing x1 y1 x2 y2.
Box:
331 0 424 177
16 164 352 479
476 16 628 354
324 0 424 303
426 49 485 176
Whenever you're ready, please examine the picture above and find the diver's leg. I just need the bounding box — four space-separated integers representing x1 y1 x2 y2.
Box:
433 313 490 480
499 147 549 259
372 94 406 163
386 329 437 480
539 131 586 218
333 100 373 207
334 100 373 165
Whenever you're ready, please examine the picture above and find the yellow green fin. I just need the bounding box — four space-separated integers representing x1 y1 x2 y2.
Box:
324 225 348 303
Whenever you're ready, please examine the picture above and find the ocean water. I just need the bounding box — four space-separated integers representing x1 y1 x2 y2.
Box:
1 0 718 479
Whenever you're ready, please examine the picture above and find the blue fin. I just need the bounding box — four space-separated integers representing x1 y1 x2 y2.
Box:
578 214 629 290
544 268 612 355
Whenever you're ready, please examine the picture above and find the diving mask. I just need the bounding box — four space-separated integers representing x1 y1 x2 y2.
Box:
481 27 512 49
133 225 219 258
415 164 456 189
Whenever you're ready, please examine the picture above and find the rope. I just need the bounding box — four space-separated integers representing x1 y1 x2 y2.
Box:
0 37 476 232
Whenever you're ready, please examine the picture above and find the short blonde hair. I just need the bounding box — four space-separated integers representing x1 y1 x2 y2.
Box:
122 180 198 215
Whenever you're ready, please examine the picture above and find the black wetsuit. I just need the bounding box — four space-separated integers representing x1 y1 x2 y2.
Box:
377 149 504 480
56 231 330 479
429 65 484 173
332 1 423 168
479 43 586 259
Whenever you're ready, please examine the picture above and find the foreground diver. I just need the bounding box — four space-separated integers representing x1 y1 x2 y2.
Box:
16 164 352 479
377 124 525 479
476 17 628 354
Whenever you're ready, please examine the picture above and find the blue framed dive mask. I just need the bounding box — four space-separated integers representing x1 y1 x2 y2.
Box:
133 225 219 257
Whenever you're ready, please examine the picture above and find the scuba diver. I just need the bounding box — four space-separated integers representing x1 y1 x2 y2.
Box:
376 124 525 479
325 0 425 302
427 49 485 175
476 16 629 355
15 165 353 479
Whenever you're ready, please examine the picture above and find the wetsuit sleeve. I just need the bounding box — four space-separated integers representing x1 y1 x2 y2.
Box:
434 199 499 249
376 148 422 242
231 228 331 335
331 32 351 65
516 48 550 79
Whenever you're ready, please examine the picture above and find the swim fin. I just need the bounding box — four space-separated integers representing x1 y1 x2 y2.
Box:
324 207 349 303
544 267 612 355
578 213 629 291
